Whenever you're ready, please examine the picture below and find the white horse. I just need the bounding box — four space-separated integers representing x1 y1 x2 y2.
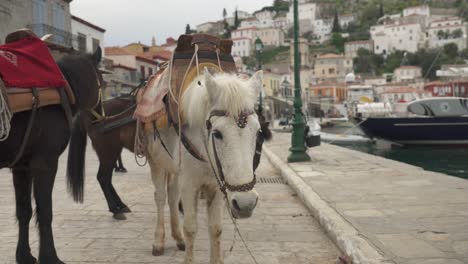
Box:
146 68 263 264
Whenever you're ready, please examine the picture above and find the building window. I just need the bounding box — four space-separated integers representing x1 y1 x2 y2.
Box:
52 3 66 30
32 0 47 24
92 38 100 52
77 33 86 53
149 67 153 76
140 66 145 80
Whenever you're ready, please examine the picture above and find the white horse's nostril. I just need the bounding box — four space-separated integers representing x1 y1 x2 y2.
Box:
232 199 241 212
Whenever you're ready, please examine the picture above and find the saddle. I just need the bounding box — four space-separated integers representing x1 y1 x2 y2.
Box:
0 29 75 114
167 34 236 128
135 34 237 133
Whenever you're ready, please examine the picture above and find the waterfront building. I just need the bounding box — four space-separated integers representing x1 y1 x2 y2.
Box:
312 18 333 44
371 22 425 55
231 37 253 57
427 17 468 51
344 40 374 59
393 66 423 83
255 27 285 47
313 53 353 84
424 80 468 97
379 87 431 103
71 15 105 55
0 0 75 58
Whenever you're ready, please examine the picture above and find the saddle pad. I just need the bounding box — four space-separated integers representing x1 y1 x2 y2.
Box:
0 36 66 88
136 62 221 133
8 88 61 113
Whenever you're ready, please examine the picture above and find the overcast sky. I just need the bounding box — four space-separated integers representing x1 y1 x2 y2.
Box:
70 0 273 47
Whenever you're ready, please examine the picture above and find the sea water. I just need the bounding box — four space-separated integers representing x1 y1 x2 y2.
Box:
322 125 468 180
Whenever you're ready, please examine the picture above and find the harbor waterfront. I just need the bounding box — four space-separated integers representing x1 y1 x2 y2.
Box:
265 132 468 264
321 125 468 180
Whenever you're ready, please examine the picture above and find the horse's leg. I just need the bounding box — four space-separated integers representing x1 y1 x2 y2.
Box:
181 181 200 264
96 161 127 220
167 173 185 251
31 157 64 264
207 190 224 264
12 166 37 264
149 158 167 256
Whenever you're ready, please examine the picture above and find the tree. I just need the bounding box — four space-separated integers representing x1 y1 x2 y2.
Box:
444 43 459 59
185 24 192 35
223 8 227 20
332 10 342 33
437 30 445 40
383 50 405 73
353 48 384 74
452 29 463 39
234 9 240 29
379 1 384 18
330 33 345 53
273 0 289 12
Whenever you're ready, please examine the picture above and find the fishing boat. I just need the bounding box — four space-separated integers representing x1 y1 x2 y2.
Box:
353 98 468 146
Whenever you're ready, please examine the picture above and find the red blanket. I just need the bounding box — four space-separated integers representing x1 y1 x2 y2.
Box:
0 36 66 88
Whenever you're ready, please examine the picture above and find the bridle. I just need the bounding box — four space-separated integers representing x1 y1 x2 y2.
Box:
204 110 257 195
88 65 106 123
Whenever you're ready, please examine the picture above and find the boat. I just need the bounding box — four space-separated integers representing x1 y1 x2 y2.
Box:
308 119 372 145
353 98 468 146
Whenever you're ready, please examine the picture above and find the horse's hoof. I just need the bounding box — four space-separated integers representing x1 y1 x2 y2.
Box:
38 256 65 264
120 206 131 213
113 212 127 220
177 241 186 251
17 255 37 264
152 245 164 256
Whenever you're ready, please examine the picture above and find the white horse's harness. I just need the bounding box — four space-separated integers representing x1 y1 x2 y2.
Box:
204 110 257 195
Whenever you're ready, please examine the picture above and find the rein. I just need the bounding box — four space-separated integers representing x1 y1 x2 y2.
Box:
88 67 106 123
204 110 257 195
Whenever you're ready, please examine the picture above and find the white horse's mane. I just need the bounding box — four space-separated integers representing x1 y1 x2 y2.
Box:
181 72 257 127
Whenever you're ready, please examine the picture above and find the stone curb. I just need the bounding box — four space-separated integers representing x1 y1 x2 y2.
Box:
263 146 394 264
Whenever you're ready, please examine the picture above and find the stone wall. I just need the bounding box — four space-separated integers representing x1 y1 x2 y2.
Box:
0 0 33 44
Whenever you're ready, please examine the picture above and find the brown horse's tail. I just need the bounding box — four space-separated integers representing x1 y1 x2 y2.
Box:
66 114 87 203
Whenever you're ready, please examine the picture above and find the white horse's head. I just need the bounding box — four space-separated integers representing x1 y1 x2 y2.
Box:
182 68 263 219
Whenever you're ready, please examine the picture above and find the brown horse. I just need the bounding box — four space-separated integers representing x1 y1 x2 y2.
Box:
67 88 272 220
67 92 137 220
0 47 102 264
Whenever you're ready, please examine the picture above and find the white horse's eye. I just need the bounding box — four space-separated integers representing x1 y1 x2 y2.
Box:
212 130 223 140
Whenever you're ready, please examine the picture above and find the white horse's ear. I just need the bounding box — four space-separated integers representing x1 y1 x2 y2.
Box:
204 67 219 103
249 70 263 96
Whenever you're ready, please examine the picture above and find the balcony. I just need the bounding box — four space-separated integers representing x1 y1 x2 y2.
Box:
28 23 76 48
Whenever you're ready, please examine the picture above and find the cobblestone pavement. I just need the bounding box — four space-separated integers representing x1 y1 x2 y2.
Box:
267 132 468 264
0 146 341 264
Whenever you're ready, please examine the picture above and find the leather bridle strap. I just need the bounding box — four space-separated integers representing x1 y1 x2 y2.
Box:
88 67 106 123
205 110 256 195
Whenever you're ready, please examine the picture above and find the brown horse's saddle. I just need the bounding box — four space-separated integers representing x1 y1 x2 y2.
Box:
0 29 75 114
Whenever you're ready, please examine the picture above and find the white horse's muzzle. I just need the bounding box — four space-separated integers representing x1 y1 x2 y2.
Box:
229 190 258 219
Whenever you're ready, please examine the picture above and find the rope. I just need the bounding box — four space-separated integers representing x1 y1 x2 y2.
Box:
0 89 12 141
133 120 148 167
224 197 259 264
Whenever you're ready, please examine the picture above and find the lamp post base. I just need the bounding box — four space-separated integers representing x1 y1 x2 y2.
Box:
287 121 311 163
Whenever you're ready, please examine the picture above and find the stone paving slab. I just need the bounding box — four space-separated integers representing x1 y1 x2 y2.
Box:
0 145 341 263
265 132 468 264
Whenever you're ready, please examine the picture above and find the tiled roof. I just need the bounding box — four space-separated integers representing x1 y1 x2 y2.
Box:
395 66 421 70
345 40 373 45
71 15 106 32
381 87 424 94
317 53 345 59
105 47 132 56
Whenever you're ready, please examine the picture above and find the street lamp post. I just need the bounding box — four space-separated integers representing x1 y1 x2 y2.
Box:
288 0 311 163
255 37 264 115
